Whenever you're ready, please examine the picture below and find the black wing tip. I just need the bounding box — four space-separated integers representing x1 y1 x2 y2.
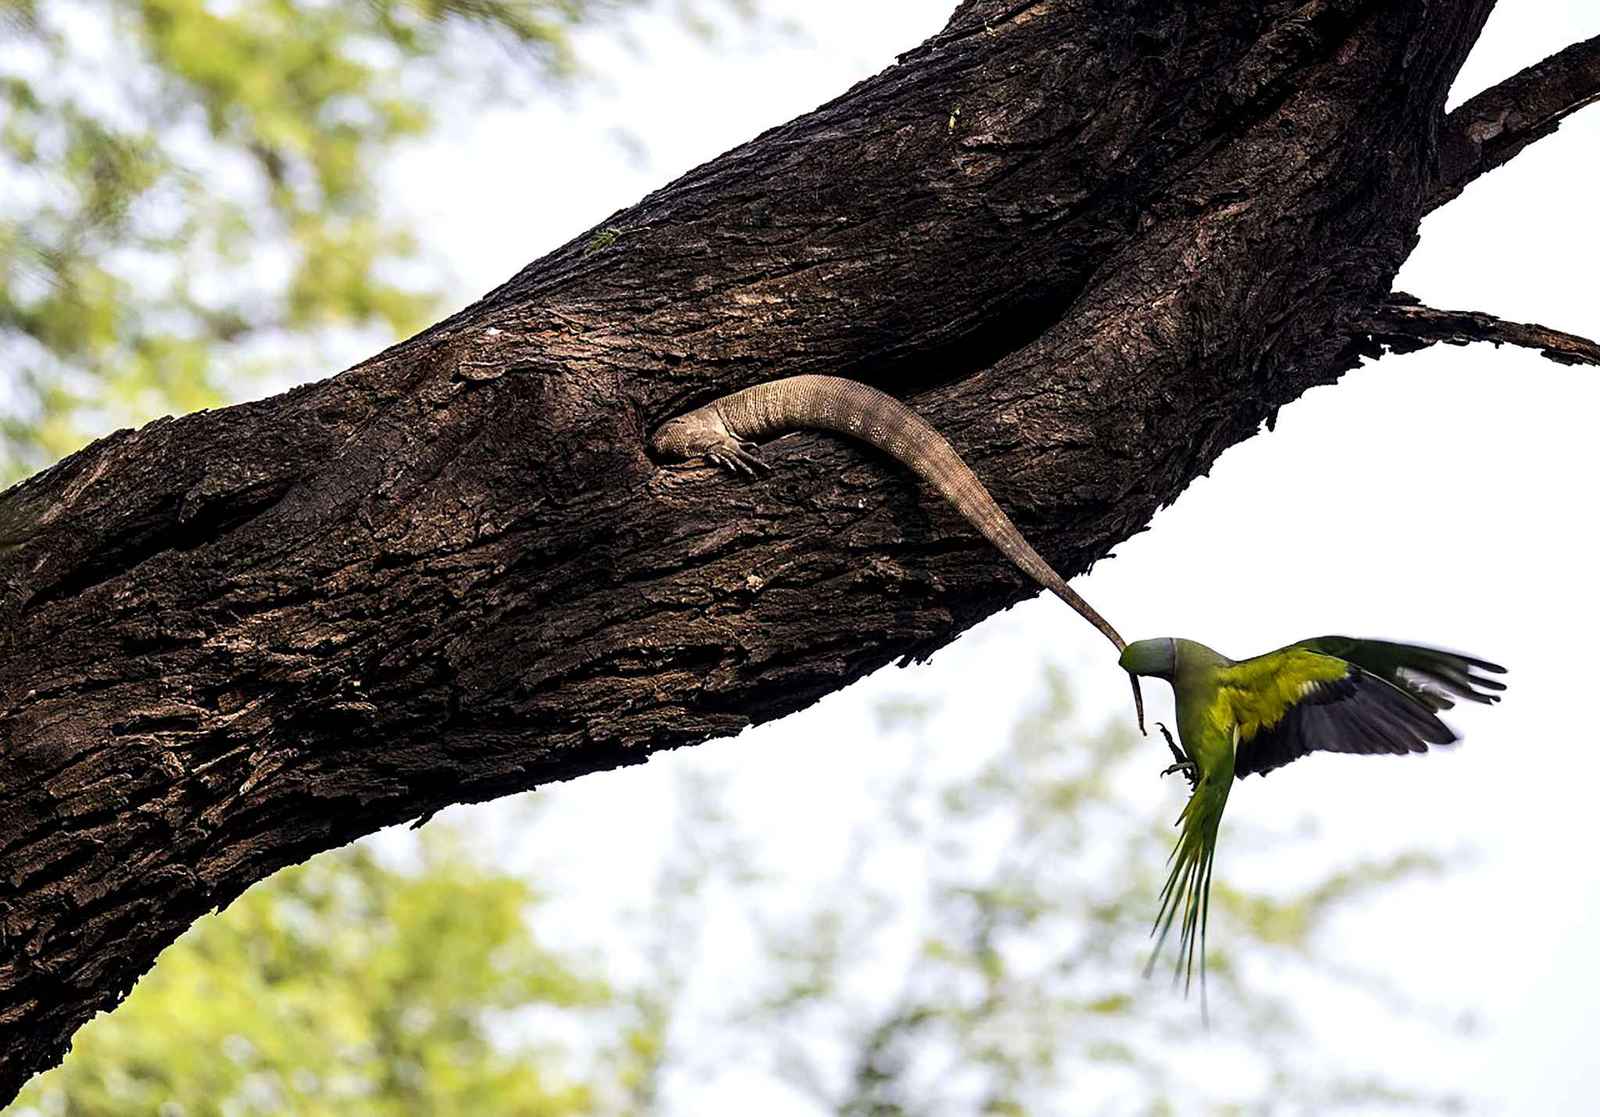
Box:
1394 647 1508 707
1315 635 1507 675
1363 672 1458 744
1235 666 1464 779
1449 669 1507 705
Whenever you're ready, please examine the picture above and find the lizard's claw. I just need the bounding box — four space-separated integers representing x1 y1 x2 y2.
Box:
707 440 769 477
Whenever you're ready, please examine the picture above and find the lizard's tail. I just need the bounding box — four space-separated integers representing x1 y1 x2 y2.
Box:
885 414 1148 734
710 374 1144 728
1017 556 1145 729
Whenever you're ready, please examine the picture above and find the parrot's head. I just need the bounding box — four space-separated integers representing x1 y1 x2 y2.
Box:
1117 638 1175 737
1119 637 1177 682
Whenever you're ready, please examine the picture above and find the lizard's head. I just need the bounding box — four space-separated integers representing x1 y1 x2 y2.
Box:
648 408 726 461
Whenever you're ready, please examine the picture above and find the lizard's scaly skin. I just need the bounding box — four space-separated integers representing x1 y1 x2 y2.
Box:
650 374 1129 657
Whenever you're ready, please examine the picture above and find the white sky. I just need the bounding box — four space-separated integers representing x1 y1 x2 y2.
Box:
384 3 1600 1112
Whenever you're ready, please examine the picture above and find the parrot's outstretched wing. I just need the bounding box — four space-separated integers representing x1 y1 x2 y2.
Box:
1219 646 1471 779
1293 636 1505 712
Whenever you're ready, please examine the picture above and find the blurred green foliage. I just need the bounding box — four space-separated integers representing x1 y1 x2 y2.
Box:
0 0 754 480
8 668 1469 1115
11 830 605 1116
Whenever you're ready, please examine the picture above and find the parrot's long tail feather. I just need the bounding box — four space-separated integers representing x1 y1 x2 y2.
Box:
1146 765 1232 1024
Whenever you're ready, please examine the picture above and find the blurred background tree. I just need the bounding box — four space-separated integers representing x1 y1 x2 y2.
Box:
7 669 1467 1115
9 831 607 1116
0 0 757 479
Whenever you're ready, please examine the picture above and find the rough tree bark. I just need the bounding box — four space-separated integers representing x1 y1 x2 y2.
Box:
2 0 1597 1099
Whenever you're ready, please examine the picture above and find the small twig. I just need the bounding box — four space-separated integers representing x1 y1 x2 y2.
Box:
1362 293 1600 368
1429 34 1600 212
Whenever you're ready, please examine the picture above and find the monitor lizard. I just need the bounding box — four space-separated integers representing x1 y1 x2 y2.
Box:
649 373 1144 728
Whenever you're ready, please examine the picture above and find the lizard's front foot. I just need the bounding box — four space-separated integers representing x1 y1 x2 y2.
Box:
706 438 769 477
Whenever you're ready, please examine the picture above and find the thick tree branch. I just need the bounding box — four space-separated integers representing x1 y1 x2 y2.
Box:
1429 34 1600 212
1364 293 1600 366
0 0 1501 1101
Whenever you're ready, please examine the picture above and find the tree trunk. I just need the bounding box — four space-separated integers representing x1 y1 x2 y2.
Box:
1 0 1580 1098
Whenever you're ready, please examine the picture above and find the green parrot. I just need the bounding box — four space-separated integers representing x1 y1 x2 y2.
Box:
1118 635 1506 1016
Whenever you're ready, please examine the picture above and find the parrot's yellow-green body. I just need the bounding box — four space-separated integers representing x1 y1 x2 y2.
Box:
1120 635 1506 1017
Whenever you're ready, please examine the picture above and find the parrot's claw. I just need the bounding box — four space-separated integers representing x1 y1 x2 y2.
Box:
1161 759 1199 788
1156 721 1185 765
1155 722 1198 788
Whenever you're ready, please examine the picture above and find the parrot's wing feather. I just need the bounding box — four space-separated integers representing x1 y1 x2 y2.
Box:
1293 636 1505 712
1220 647 1458 779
